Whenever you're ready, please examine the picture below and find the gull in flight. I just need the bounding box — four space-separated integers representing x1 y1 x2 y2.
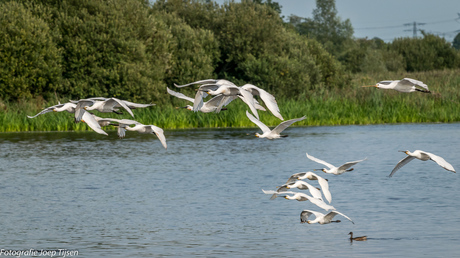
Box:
246 111 305 139
362 78 430 93
300 210 354 224
389 150 456 177
285 171 331 203
262 190 335 211
73 98 134 123
306 153 367 175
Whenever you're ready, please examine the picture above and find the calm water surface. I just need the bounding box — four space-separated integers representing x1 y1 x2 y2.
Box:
0 123 459 257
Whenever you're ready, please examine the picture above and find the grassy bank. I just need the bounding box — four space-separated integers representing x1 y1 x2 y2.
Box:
1 69 460 133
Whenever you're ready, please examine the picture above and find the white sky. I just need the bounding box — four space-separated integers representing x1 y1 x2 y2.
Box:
214 0 460 42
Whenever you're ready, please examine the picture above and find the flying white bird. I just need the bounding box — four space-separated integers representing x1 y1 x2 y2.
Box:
73 98 134 123
119 122 167 149
174 79 260 119
276 181 324 202
300 210 354 224
262 190 335 211
167 87 235 113
246 111 305 139
27 102 107 136
306 153 366 175
285 171 331 203
362 78 430 93
389 150 456 177
27 102 77 118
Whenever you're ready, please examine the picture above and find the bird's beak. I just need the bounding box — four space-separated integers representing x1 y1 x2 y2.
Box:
255 134 259 138
361 84 377 88
179 106 187 109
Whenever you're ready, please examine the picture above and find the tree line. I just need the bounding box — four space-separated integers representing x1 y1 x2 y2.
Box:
1 0 459 103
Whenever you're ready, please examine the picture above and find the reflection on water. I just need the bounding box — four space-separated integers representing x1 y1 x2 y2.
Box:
0 123 459 257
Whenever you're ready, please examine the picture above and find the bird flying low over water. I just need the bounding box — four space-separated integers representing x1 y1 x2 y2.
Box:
300 210 354 225
306 153 367 175
285 171 331 203
73 98 134 123
167 87 234 113
246 111 305 139
362 78 430 93
389 150 456 177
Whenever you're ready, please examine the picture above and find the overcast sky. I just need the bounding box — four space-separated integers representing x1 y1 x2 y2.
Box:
214 0 460 42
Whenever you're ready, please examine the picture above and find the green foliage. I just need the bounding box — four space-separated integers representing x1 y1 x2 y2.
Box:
453 33 460 50
288 0 354 56
339 38 405 74
390 33 460 72
0 1 62 101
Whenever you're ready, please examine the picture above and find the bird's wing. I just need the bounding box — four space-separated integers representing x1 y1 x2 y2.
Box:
205 95 229 108
286 172 305 184
147 125 167 149
420 151 456 172
117 125 126 138
167 87 195 103
192 89 207 111
74 100 94 123
121 100 155 108
107 98 134 117
306 153 335 169
214 96 233 113
389 156 416 177
299 181 323 201
401 78 429 91
300 210 319 223
174 79 218 88
245 111 271 134
309 197 335 211
327 211 354 224
271 116 306 135
242 85 283 120
81 111 108 136
337 158 367 171
239 89 259 120
27 104 63 118
316 176 331 203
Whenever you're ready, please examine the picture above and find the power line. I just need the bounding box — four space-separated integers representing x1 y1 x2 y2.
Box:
404 21 425 38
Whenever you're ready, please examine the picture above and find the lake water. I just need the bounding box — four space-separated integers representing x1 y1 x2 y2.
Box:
0 123 459 257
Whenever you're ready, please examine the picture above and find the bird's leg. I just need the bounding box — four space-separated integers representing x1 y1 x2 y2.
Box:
346 168 354 172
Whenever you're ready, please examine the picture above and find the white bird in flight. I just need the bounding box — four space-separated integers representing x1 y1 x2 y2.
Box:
300 210 354 224
246 111 305 139
174 79 260 119
362 78 430 93
167 87 234 113
263 190 335 211
121 122 167 149
73 98 134 123
306 153 366 175
285 171 331 203
389 150 456 177
27 102 107 136
276 181 324 202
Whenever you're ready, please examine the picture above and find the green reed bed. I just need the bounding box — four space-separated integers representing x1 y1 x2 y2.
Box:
1 69 460 132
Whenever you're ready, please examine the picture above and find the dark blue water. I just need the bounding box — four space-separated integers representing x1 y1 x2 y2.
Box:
0 123 459 257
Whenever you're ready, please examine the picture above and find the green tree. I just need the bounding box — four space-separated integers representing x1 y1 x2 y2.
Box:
0 1 62 101
453 32 460 50
289 0 354 56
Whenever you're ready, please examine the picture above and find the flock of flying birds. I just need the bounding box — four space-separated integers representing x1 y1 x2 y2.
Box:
28 77 455 240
